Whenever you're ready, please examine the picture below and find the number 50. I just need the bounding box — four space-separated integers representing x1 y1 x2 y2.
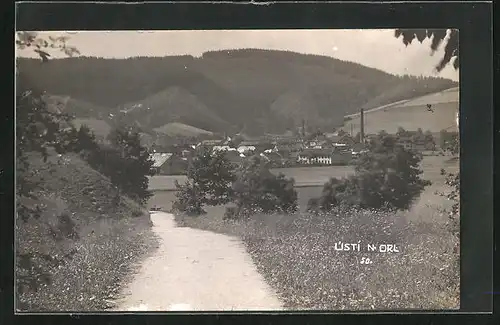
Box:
360 257 372 264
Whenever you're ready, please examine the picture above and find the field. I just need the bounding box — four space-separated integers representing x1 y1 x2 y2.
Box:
148 156 459 223
147 156 459 310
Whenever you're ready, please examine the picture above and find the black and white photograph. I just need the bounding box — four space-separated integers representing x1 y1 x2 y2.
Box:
15 29 460 312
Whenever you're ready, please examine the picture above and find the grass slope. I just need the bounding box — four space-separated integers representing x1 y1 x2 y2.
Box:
153 122 213 138
16 150 159 311
343 87 459 134
18 50 457 134
72 118 112 140
121 86 231 132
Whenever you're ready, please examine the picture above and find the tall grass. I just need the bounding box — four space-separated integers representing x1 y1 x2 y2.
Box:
175 206 459 310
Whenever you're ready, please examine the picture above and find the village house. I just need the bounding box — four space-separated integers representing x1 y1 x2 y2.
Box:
326 134 356 147
150 152 188 175
394 132 430 151
197 139 224 148
351 143 369 156
261 151 285 167
274 138 303 152
237 142 257 154
240 140 273 153
212 145 234 152
297 149 336 165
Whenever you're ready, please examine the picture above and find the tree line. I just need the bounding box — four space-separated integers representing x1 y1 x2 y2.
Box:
17 49 457 135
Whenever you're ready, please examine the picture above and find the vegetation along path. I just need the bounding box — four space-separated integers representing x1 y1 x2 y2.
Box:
114 212 283 311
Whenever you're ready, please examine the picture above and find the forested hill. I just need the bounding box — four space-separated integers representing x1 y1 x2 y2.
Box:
17 49 457 135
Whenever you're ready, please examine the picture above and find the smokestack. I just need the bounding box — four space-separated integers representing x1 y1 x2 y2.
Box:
360 108 365 144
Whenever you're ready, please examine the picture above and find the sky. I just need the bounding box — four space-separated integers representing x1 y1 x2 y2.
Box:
16 29 459 81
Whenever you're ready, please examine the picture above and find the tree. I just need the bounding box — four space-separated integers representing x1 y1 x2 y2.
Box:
16 33 80 222
396 28 460 228
15 32 81 299
313 131 431 212
228 155 298 219
54 124 99 154
354 132 431 210
16 32 80 63
173 146 235 215
394 29 459 72
106 124 155 204
307 176 357 213
424 130 436 150
396 126 408 138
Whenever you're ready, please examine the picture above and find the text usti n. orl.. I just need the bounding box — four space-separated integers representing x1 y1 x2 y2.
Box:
333 242 401 253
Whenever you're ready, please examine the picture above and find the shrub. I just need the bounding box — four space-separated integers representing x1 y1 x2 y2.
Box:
172 146 235 215
172 180 206 216
105 125 155 204
314 131 431 212
230 155 298 218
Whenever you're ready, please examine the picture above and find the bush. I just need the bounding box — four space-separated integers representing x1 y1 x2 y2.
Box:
172 146 235 215
313 131 431 212
105 125 155 204
173 180 206 216
230 155 298 218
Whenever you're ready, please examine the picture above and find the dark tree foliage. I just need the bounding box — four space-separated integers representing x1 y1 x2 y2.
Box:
312 131 431 212
228 155 298 219
173 146 236 215
173 180 206 216
55 124 99 154
307 176 358 213
439 130 459 154
396 29 460 244
395 29 459 71
17 48 457 135
353 132 431 210
16 31 80 62
103 125 155 204
15 32 81 298
16 69 74 223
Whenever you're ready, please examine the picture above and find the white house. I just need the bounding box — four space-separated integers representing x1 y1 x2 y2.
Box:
297 149 334 165
237 145 256 153
212 145 232 152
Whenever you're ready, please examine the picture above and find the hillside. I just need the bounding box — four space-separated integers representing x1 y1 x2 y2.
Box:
16 150 158 311
17 49 457 134
153 122 213 138
72 118 112 141
342 87 459 135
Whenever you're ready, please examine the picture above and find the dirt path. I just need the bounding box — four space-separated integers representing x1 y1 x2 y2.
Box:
114 212 283 311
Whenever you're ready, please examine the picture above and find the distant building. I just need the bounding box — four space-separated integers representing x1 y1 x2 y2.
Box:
239 140 262 147
297 149 335 165
198 139 224 147
213 145 233 152
351 143 369 156
150 152 187 175
261 152 284 167
237 145 256 153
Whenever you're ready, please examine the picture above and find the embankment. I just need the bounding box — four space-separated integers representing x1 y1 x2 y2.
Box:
16 151 159 312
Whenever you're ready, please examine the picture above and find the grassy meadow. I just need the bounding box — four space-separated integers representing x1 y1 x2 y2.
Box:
147 156 460 310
